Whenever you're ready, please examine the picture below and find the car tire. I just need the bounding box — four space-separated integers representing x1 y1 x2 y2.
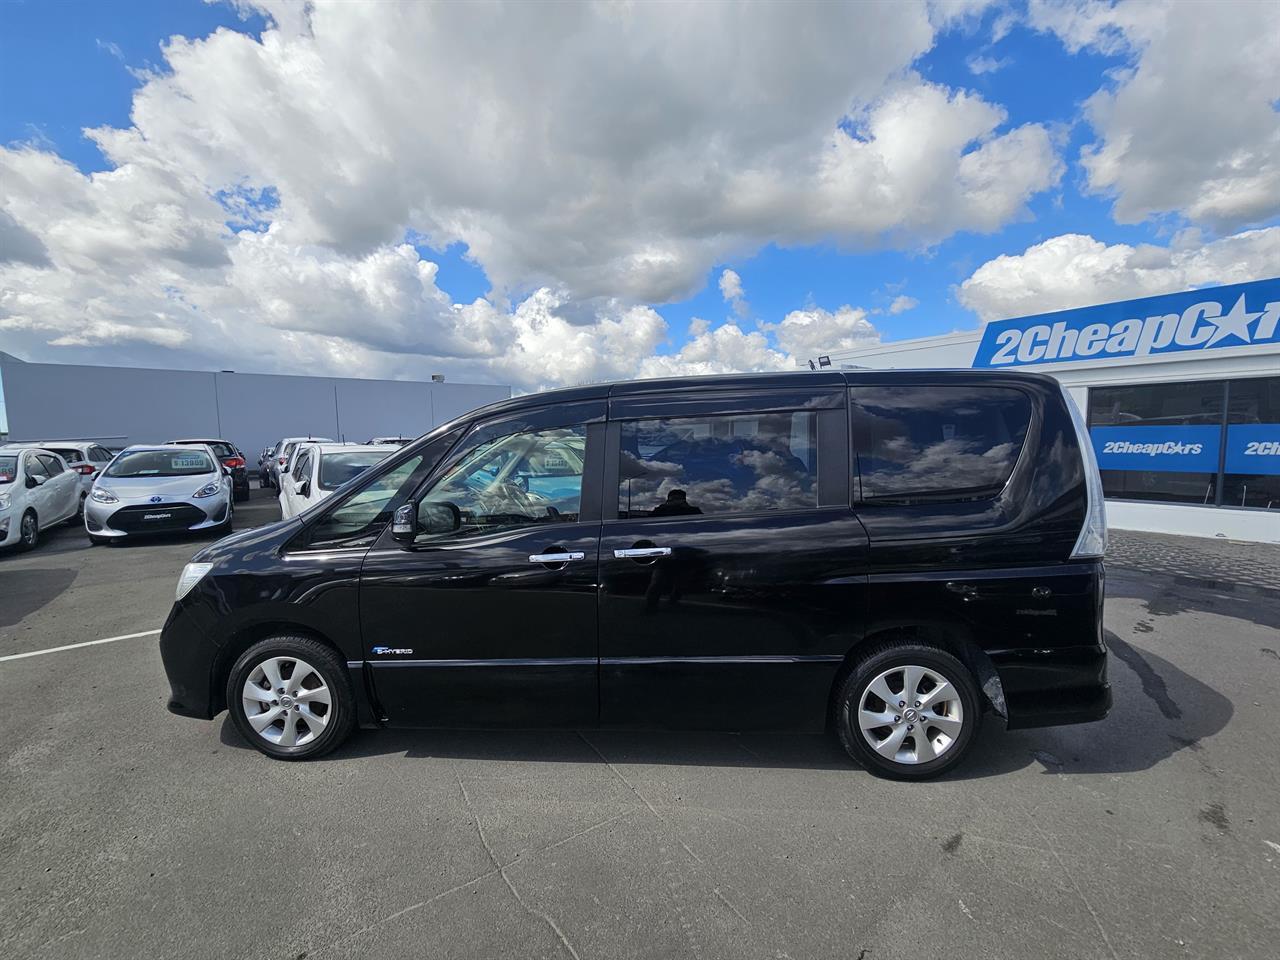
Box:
218 501 234 534
834 642 980 781
77 492 88 518
234 486 249 503
17 510 39 551
226 636 356 761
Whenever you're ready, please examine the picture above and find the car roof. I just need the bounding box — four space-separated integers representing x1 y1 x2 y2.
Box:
309 443 400 454
120 443 216 453
168 438 233 445
0 444 64 457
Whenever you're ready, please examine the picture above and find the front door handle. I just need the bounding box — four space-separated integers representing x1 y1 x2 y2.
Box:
529 551 585 563
614 547 672 559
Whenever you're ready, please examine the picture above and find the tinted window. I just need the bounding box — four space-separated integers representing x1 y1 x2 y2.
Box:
292 450 312 478
47 447 82 463
1222 376 1280 510
38 454 65 475
851 386 1031 502
319 450 394 490
1088 380 1224 505
92 447 113 462
302 428 462 547
619 411 817 518
418 425 586 539
106 450 215 478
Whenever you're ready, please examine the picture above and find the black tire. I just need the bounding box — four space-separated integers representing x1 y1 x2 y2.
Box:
834 642 981 781
77 492 88 518
226 636 355 761
17 510 38 552
233 486 250 503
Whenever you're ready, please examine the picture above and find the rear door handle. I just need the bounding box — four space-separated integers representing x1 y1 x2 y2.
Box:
614 547 672 559
529 552 585 563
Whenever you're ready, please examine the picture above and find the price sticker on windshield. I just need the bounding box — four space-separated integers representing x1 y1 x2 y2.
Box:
171 454 208 469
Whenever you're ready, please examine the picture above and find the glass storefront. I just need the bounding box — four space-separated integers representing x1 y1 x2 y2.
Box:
1088 376 1280 510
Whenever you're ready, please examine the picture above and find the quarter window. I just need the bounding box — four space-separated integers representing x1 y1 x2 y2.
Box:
38 454 65 475
417 425 587 540
618 412 818 518
850 386 1032 503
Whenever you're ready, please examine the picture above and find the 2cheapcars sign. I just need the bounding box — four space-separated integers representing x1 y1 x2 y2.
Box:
1091 424 1280 475
973 277 1280 369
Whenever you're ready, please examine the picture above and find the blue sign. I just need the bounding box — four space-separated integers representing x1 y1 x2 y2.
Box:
973 277 1280 368
1224 424 1280 476
1090 425 1221 473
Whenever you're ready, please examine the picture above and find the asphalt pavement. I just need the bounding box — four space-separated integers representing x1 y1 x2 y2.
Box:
1 491 1278 960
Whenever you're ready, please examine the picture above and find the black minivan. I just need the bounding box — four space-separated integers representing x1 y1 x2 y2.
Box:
160 371 1109 779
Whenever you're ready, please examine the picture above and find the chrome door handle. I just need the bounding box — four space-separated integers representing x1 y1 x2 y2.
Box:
614 547 672 559
529 552 585 563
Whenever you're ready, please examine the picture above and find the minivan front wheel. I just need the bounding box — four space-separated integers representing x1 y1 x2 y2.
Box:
836 644 980 781
227 637 355 760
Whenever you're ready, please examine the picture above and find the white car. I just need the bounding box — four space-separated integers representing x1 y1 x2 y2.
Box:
266 435 333 489
9 440 118 512
278 443 401 519
83 444 233 544
0 446 83 551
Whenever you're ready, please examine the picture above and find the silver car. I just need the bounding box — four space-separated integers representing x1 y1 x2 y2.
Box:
83 444 234 545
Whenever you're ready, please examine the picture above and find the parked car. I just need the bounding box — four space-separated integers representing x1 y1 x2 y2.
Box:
278 443 401 519
160 371 1109 779
367 436 412 446
0 446 82 550
1 439 116 515
85 444 233 545
167 438 250 502
257 447 276 488
266 436 333 489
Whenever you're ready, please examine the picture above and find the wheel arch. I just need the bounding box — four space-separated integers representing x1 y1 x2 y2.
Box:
210 621 349 716
826 620 1007 730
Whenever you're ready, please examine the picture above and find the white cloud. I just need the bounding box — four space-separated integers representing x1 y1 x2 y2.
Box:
769 305 881 359
957 227 1280 322
966 54 1011 75
1031 0 1280 229
718 268 749 317
889 295 919 314
0 1 1062 388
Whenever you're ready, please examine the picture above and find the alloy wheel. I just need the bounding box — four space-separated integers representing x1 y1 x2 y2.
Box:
857 664 964 764
241 656 332 747
20 513 37 547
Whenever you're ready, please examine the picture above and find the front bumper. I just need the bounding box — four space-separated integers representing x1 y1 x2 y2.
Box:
84 493 229 538
160 596 221 719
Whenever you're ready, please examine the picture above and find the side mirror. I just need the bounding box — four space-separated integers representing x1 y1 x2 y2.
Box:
26 475 42 488
419 501 461 536
298 480 311 498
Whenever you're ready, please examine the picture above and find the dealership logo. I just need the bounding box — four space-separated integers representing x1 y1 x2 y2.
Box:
1100 440 1203 457
974 278 1280 368
143 512 172 520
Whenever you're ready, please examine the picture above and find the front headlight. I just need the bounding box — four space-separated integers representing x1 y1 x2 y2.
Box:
0 492 10 511
192 480 221 498
91 487 119 504
176 562 214 601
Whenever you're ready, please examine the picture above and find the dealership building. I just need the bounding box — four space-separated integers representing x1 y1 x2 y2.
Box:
805 277 1280 544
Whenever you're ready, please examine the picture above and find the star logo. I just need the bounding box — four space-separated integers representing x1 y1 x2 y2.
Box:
1204 294 1261 347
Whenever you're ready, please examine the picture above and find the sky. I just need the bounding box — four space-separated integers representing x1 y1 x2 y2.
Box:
1 0 1278 433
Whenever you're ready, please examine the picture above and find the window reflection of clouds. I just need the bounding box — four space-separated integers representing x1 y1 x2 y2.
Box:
853 386 1030 500
621 413 817 517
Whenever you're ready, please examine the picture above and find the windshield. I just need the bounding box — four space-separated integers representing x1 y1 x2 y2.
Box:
0 456 16 484
105 449 215 478
177 440 234 458
319 451 393 490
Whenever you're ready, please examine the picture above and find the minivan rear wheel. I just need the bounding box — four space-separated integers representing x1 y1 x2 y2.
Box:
227 636 355 760
835 643 980 781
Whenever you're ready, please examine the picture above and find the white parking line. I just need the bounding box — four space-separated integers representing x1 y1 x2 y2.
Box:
0 629 161 663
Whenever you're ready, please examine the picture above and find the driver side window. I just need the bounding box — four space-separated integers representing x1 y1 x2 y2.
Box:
417 425 586 541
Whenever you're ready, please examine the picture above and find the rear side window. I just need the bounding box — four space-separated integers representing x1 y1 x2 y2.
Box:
850 386 1032 503
619 411 818 518
38 454 65 475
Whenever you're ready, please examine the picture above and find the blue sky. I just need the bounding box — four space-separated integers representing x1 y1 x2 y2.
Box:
1 0 1277 416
